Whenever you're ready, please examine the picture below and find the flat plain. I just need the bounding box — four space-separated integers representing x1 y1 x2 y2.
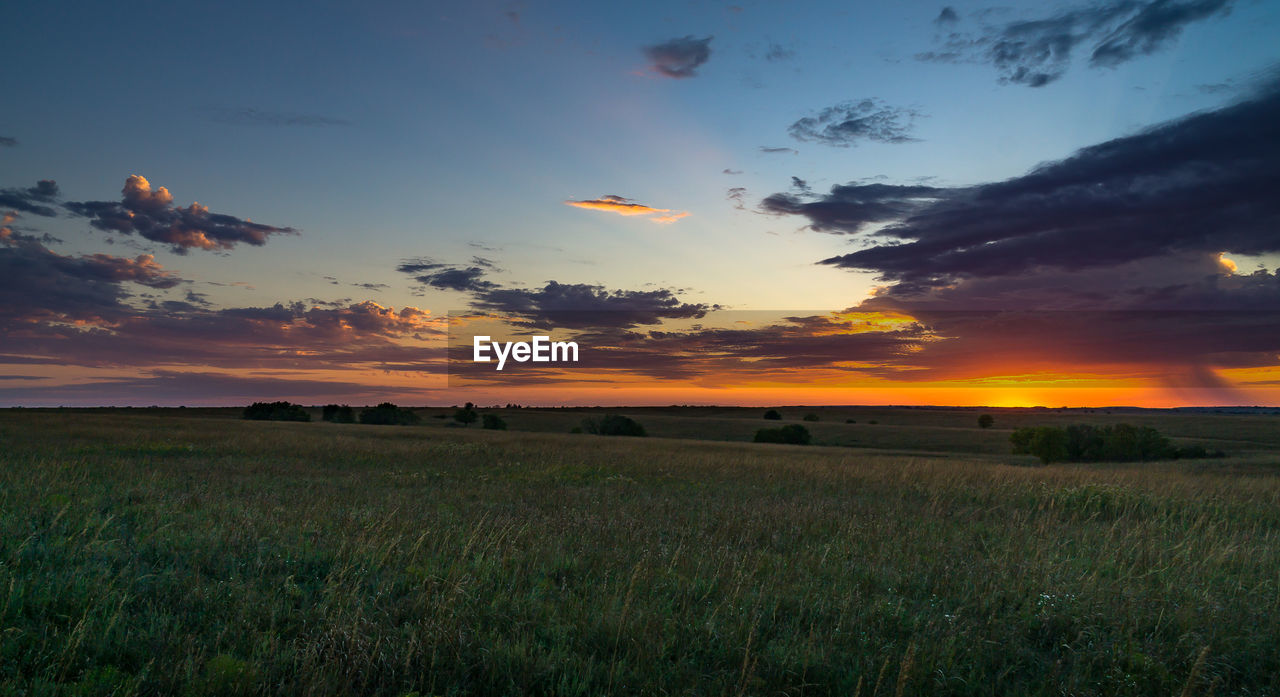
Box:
1 406 1278 695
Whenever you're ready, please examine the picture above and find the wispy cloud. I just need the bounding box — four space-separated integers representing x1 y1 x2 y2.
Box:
203 107 352 127
920 0 1233 87
789 99 923 147
565 195 689 224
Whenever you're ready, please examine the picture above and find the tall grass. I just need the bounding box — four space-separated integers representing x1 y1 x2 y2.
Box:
1 411 1277 695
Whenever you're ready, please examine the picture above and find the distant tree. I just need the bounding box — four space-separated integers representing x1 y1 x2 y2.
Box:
322 404 355 423
845 419 856 424
453 402 478 427
763 409 782 420
359 402 421 426
802 413 820 422
978 413 994 429
754 424 811 445
481 413 507 430
582 414 646 437
1011 423 1183 464
243 401 310 422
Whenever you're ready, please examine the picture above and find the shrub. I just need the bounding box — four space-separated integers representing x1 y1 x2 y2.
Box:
569 426 583 434
582 414 647 437
763 409 782 420
978 413 994 429
481 413 507 430
321 404 355 423
754 424 811 445
802 413 820 422
243 401 310 422
359 402 421 426
453 402 478 427
845 418 856 424
1010 423 1195 464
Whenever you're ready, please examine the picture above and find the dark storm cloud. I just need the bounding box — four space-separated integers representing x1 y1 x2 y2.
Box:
0 180 60 217
922 0 1233 86
643 35 713 78
788 99 922 147
0 136 17 147
764 83 1280 284
204 107 352 127
760 183 945 234
397 257 497 292
65 175 297 253
471 281 715 329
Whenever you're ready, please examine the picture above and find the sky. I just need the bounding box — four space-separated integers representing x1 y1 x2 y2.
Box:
2 0 1279 407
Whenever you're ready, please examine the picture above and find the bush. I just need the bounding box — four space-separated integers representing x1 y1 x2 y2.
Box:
763 409 782 420
481 413 507 430
582 414 647 437
453 402 478 427
845 419 856 424
321 404 355 423
243 401 310 422
359 402 421 426
754 424 811 445
978 413 994 429
802 413 820 422
1010 423 1201 464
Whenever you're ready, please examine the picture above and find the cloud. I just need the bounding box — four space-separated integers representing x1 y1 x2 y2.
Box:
0 370 434 406
764 43 795 61
0 136 16 147
0 180 60 217
798 82 1280 285
727 187 747 211
471 281 716 329
643 35 713 78
65 175 297 253
935 6 959 25
759 146 798 155
0 236 186 326
723 168 743 175
565 195 689 224
397 256 498 292
788 99 923 147
204 107 352 127
759 183 945 234
921 0 1233 87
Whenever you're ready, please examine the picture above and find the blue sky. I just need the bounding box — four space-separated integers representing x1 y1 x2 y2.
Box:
2 0 1279 405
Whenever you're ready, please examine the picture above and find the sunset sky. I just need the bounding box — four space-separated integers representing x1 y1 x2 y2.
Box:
2 0 1279 406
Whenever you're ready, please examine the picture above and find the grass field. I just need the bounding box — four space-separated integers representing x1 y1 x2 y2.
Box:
2 408 1279 695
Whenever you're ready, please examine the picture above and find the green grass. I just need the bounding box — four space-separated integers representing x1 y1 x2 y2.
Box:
1 410 1278 695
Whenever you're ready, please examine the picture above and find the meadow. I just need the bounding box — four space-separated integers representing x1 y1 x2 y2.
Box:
1 407 1278 695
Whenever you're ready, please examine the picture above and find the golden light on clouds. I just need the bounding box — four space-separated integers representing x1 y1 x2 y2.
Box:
565 195 689 224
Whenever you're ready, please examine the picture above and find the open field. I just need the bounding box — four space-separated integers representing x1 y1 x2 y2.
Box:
2 409 1279 695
